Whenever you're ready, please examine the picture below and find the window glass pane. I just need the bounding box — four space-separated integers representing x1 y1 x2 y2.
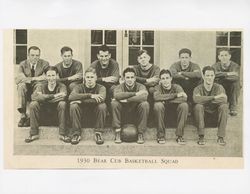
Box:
105 30 116 44
91 46 99 62
216 32 228 36
91 46 116 63
16 46 27 64
129 47 140 65
16 29 27 44
230 31 241 37
91 30 103 44
230 48 241 65
142 31 154 45
216 32 228 46
230 31 241 46
109 46 116 60
129 31 140 45
142 47 154 64
216 36 228 46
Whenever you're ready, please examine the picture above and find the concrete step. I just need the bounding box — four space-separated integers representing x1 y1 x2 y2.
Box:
14 116 242 157
14 92 243 157
16 125 229 142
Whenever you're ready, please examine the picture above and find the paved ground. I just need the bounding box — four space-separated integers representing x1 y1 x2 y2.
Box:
14 91 243 157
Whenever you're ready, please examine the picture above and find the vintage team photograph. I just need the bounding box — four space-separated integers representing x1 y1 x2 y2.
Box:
3 29 243 168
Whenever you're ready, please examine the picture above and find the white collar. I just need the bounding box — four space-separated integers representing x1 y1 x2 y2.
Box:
30 62 37 69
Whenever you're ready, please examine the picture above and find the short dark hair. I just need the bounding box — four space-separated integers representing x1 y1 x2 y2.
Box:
123 67 136 77
28 46 40 54
44 66 58 74
137 49 149 57
202 66 215 75
179 48 192 57
98 45 110 53
85 67 96 75
159 69 172 78
61 46 73 55
218 48 231 55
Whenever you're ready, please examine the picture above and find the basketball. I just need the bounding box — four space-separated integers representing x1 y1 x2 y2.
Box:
121 124 138 142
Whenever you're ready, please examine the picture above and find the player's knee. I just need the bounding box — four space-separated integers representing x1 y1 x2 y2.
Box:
17 83 27 91
70 103 79 111
153 102 164 111
178 102 188 111
194 104 204 111
69 82 77 91
139 101 150 110
29 101 39 109
219 103 228 111
58 101 66 110
148 87 155 94
97 103 107 112
111 100 120 109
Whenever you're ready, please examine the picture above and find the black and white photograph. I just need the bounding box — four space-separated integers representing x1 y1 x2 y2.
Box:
1 0 250 194
3 29 243 168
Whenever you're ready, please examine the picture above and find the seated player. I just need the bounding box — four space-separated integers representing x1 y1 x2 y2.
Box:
193 66 228 146
69 67 107 145
170 48 202 106
153 69 188 144
90 45 120 109
15 46 49 127
25 66 70 143
134 49 160 101
133 49 160 125
212 48 240 116
111 67 149 144
56 46 83 92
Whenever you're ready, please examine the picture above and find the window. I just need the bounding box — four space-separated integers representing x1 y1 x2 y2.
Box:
91 30 117 62
14 29 28 64
128 30 154 66
216 31 242 65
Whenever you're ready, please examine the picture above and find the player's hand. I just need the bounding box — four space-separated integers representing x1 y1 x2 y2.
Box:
136 90 148 96
32 75 46 81
91 94 104 103
214 93 227 99
68 74 82 81
227 72 238 76
70 100 82 104
54 92 66 98
103 76 117 83
146 77 159 83
177 92 187 98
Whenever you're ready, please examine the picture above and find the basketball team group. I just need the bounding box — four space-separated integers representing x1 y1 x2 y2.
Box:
15 45 241 146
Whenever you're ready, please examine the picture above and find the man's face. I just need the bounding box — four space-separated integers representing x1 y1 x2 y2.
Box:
85 72 97 88
203 70 215 85
46 70 57 84
160 73 172 88
137 53 151 68
218 51 231 64
179 53 191 70
97 51 111 68
28 49 40 65
124 72 136 87
61 51 73 65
